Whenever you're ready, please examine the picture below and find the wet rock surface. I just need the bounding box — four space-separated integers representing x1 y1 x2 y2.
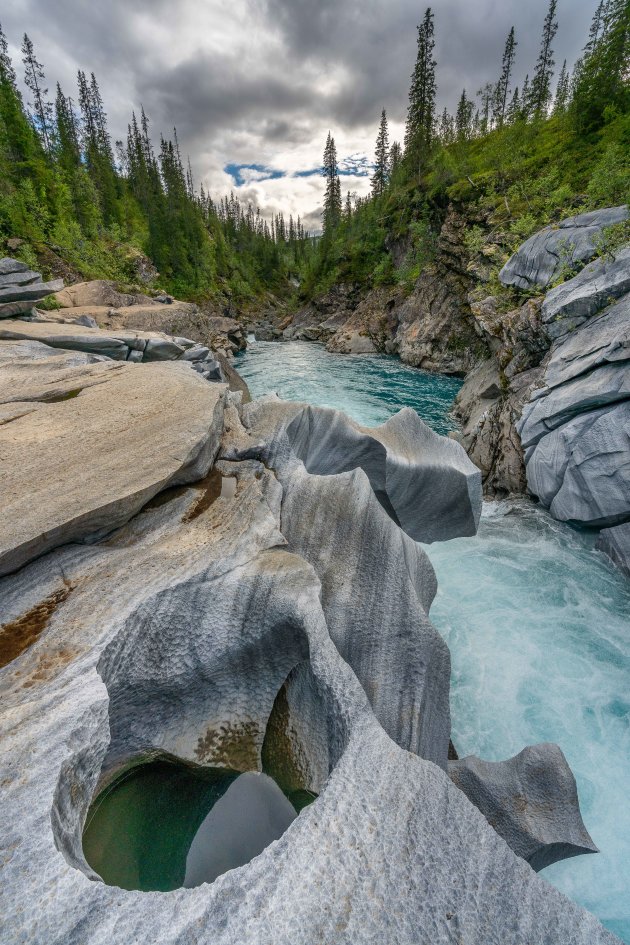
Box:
0 324 617 943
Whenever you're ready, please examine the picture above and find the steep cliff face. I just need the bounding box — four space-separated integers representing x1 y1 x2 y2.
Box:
284 208 489 375
454 207 630 576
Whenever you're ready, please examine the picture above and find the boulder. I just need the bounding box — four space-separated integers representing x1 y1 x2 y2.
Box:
524 401 630 525
53 280 153 309
499 206 629 290
596 523 630 578
0 318 191 363
449 744 598 871
542 244 630 339
0 278 63 305
0 256 30 275
327 329 377 354
0 355 226 576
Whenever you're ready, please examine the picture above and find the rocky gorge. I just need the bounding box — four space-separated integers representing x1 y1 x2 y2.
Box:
275 205 630 577
0 256 623 943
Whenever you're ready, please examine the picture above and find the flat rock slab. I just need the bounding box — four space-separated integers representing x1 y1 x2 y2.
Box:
0 358 226 576
0 318 193 362
0 279 63 306
499 206 628 290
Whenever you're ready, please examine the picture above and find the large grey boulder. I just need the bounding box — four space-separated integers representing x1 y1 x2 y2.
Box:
499 206 628 290
596 522 630 577
0 377 616 944
542 244 630 339
0 318 192 362
523 400 630 525
449 745 598 871
0 354 227 576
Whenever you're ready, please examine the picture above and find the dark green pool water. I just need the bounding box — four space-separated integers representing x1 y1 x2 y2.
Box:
83 760 304 891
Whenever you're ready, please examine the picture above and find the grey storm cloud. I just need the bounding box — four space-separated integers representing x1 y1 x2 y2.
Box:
2 0 597 220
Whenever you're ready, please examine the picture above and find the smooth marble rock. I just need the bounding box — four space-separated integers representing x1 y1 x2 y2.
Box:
524 401 630 525
0 278 63 305
0 357 227 576
499 206 629 290
0 318 192 362
0 268 41 288
449 744 598 871
0 422 617 945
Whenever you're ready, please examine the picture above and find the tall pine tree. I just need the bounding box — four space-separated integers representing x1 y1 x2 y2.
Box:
21 34 54 152
493 26 518 127
322 132 342 234
528 0 559 119
371 108 390 197
404 7 437 172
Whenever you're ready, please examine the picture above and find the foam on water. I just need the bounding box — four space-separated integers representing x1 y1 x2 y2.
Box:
425 502 630 941
236 339 630 940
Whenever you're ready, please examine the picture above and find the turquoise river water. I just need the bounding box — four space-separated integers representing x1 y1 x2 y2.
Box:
236 339 630 941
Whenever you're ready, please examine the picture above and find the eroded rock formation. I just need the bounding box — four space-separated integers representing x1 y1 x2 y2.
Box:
0 315 616 943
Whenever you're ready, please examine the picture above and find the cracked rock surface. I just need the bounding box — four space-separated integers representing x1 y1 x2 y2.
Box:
0 337 620 944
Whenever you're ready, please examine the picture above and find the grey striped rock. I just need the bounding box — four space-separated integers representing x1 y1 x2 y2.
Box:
499 206 628 291
542 244 630 339
449 744 597 871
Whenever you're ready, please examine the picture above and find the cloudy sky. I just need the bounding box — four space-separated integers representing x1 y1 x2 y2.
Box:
3 0 595 230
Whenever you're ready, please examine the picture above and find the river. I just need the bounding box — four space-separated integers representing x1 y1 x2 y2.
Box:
236 339 630 942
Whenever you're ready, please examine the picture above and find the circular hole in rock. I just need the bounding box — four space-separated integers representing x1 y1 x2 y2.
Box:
82 758 316 892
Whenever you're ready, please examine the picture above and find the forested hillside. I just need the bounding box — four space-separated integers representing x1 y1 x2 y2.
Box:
0 27 313 305
1 1 628 312
303 0 629 300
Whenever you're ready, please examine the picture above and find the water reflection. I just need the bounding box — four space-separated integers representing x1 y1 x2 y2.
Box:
83 760 308 892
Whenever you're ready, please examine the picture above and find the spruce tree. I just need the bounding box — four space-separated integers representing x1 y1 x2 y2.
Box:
371 108 390 197
404 7 437 171
477 83 494 135
520 74 531 120
506 85 521 123
55 83 80 171
21 33 54 152
322 132 342 234
528 0 559 119
438 108 455 144
493 26 518 127
0 22 18 89
552 60 570 115
455 90 474 141
572 0 629 133
389 140 403 173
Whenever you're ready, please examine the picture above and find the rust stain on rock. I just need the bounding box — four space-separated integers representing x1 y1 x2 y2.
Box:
0 582 73 669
